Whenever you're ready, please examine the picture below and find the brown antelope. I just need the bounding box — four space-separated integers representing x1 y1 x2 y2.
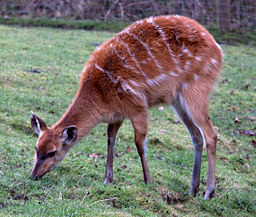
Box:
30 15 222 200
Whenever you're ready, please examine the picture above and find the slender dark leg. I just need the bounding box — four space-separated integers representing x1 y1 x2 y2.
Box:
103 121 123 184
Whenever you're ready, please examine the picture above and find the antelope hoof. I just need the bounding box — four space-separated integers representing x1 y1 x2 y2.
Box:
189 187 199 197
144 178 152 184
103 178 113 185
204 188 215 200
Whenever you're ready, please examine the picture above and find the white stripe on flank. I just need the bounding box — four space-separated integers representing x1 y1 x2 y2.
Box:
121 41 147 78
121 82 138 96
211 58 218 65
194 74 199 81
184 61 191 71
121 81 147 103
94 63 118 84
182 43 192 57
147 18 178 65
129 80 139 87
174 15 181 18
126 32 164 71
154 74 169 83
170 71 179 77
146 73 169 87
113 48 129 69
195 56 201 61
177 67 184 74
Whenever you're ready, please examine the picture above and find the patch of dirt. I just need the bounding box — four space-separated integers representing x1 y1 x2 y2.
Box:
26 69 42 74
10 122 35 136
159 187 184 205
107 198 120 209
10 190 29 201
149 137 164 146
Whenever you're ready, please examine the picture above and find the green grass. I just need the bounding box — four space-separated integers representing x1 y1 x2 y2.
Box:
0 25 256 216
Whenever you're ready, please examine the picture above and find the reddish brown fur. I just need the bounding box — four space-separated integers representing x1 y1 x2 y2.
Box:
30 15 222 199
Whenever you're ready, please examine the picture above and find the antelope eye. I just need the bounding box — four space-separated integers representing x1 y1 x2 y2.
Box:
46 151 57 158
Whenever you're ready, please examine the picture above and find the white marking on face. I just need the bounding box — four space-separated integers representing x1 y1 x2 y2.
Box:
49 146 56 152
126 32 163 71
55 154 60 161
170 71 179 77
195 56 201 61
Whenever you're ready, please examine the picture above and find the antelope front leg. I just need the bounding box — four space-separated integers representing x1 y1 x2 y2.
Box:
104 121 123 184
131 112 152 184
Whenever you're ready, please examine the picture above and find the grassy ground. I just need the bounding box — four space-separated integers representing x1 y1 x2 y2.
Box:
0 25 255 216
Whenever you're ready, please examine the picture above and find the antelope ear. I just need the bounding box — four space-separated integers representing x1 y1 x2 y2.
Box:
62 126 78 145
30 111 48 135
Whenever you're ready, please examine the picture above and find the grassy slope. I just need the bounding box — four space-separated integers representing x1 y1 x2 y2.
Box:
0 25 255 216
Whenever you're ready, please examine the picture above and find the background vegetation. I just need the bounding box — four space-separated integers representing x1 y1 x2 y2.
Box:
0 0 256 32
0 23 255 216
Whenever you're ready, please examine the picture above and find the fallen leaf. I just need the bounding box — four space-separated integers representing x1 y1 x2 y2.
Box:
239 130 255 136
89 153 99 158
173 119 180 124
126 146 130 152
97 189 104 195
231 105 239 111
222 78 228 84
245 154 250 161
249 116 255 122
251 140 256 148
219 156 229 163
243 83 249 90
234 117 241 124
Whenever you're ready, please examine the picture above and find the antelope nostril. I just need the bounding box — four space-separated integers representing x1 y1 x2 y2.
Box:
29 174 36 180
29 173 40 180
